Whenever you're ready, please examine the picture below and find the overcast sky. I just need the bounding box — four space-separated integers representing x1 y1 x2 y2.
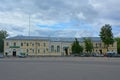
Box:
0 0 120 37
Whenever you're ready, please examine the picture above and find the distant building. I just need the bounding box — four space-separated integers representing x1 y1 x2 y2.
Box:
4 36 117 56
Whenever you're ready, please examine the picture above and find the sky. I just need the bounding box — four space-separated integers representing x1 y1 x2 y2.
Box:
0 0 120 38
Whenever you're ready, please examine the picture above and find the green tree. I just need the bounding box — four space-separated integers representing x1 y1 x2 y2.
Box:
115 38 120 54
71 38 83 54
0 30 8 53
99 24 114 51
84 38 93 53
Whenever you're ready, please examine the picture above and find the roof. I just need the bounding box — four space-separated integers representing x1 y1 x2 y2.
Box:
6 36 101 42
6 36 49 40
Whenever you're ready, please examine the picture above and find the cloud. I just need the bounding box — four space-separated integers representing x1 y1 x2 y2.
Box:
90 0 120 25
0 0 98 23
0 0 120 37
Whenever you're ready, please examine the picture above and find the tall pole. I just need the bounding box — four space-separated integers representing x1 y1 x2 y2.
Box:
29 15 30 36
28 14 31 55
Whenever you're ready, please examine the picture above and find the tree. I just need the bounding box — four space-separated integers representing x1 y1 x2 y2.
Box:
71 38 83 54
99 24 114 51
84 38 93 53
115 38 120 54
0 30 8 53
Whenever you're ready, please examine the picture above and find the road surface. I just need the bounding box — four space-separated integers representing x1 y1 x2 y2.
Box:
0 57 120 80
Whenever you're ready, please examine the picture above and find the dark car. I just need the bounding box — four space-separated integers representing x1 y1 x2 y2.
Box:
106 52 116 57
80 53 91 57
70 53 81 57
0 54 4 58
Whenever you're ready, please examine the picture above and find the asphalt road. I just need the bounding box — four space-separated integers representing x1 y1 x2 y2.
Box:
0 57 120 80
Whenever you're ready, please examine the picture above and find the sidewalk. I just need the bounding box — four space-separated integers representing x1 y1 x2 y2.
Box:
1 56 120 63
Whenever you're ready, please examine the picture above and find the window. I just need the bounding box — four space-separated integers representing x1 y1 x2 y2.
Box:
27 43 29 46
32 49 34 53
14 42 16 46
38 49 40 53
51 45 54 52
44 43 46 47
99 43 102 48
44 49 45 53
21 43 23 46
96 43 97 48
57 46 60 52
46 48 48 51
96 50 97 52
6 42 9 46
26 49 29 53
32 43 34 46
38 43 40 46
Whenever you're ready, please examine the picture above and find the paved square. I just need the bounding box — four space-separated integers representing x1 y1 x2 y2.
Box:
0 57 120 80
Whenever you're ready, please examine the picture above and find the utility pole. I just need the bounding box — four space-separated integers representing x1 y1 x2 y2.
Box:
28 15 30 36
28 14 31 55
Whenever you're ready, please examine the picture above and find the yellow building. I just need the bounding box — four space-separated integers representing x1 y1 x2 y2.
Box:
92 40 117 54
4 36 117 56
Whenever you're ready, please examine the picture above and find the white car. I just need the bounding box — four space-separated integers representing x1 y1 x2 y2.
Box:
18 53 27 58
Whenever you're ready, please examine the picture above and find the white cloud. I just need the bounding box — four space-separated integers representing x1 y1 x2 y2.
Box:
0 0 120 37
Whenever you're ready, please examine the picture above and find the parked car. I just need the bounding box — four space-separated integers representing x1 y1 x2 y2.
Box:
0 54 4 58
92 53 104 57
18 53 27 58
70 53 81 57
81 53 91 57
112 54 120 57
106 52 117 57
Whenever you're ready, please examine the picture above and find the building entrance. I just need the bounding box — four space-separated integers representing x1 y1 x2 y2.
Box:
99 49 102 54
64 48 68 56
13 50 16 57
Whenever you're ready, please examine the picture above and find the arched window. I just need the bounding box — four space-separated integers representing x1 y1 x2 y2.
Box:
32 43 34 46
57 46 60 52
99 43 102 48
32 49 34 53
6 42 9 46
44 49 46 53
38 43 40 46
26 49 29 53
14 42 16 46
27 43 29 46
96 43 97 48
44 43 46 47
21 43 23 46
38 49 40 53
51 45 54 52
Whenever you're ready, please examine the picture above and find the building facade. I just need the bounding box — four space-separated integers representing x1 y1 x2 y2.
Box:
4 36 117 56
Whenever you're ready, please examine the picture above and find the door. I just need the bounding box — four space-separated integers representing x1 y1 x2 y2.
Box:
64 48 68 56
13 50 16 57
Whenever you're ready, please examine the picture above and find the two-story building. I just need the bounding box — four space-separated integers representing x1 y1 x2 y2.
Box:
4 36 117 56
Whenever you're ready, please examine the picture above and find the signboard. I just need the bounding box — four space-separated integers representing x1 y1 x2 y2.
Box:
9 46 20 48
